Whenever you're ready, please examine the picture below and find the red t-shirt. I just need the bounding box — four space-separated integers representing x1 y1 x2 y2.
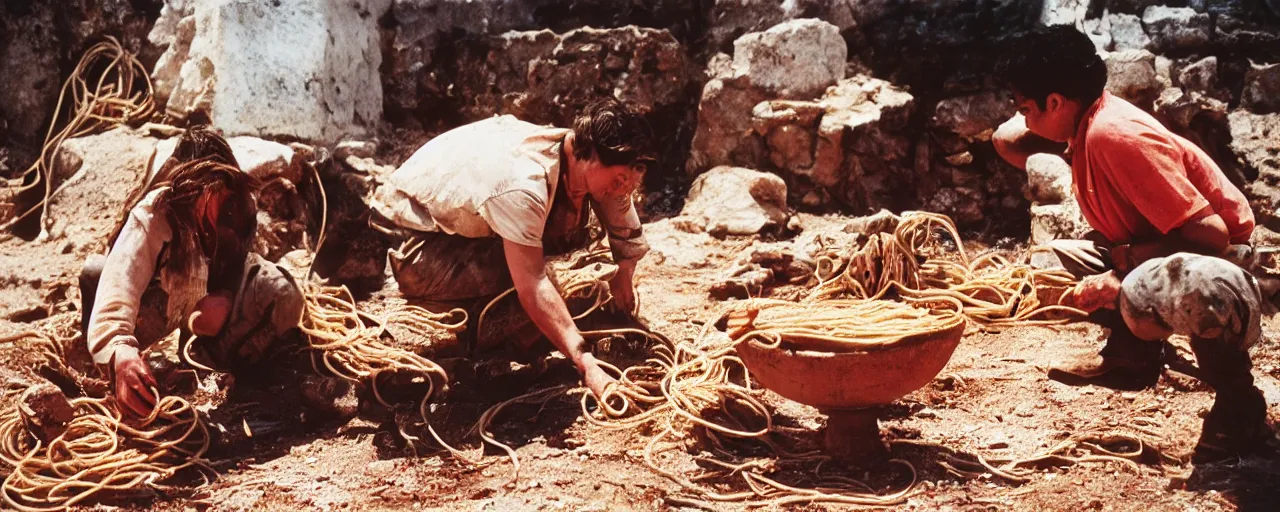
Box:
1071 92 1254 245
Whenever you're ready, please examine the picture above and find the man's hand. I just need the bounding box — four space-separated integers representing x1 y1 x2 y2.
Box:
607 259 638 316
189 292 233 337
1110 244 1134 275
112 345 157 417
1059 270 1122 313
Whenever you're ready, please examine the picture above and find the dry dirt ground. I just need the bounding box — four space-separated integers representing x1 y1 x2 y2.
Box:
1 213 1278 512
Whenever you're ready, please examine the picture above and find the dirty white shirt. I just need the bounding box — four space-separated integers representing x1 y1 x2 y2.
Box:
87 189 173 365
369 115 649 260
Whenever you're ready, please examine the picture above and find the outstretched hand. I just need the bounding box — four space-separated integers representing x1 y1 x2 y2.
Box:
112 345 157 417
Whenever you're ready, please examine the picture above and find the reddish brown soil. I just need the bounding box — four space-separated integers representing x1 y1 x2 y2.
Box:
1 213 1277 511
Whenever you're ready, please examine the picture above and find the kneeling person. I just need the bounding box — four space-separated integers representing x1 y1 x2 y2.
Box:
994 25 1273 453
369 99 655 399
82 127 304 417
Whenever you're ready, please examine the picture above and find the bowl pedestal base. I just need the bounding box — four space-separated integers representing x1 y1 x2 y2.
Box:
823 408 888 461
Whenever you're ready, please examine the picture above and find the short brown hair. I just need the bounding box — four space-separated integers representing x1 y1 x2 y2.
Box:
570 98 655 171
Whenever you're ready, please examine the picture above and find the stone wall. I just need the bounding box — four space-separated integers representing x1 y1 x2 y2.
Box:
0 0 161 173
4 0 1280 240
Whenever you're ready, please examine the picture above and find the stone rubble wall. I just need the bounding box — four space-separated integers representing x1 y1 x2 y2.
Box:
3 0 1279 253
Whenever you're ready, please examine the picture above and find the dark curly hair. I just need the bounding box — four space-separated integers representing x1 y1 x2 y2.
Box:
995 25 1107 109
570 98 656 171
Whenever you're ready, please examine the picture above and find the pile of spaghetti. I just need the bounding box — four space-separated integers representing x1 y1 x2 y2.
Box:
808 212 1085 329
296 281 470 455
1 37 154 236
0 333 210 512
579 300 947 507
723 298 964 352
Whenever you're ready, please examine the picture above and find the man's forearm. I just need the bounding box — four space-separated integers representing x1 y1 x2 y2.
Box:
1119 234 1227 273
516 277 593 367
616 257 638 283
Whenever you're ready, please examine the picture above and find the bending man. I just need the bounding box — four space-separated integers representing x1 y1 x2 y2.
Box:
369 99 655 399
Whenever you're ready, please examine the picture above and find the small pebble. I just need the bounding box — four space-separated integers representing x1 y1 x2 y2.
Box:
305 457 318 464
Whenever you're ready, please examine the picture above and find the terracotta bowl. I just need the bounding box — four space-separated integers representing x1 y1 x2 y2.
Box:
736 320 966 410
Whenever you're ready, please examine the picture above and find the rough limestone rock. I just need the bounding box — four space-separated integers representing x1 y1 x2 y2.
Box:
924 187 985 225
450 26 690 127
1176 56 1220 96
680 166 789 237
1081 16 1113 53
385 0 709 118
931 91 1015 142
1229 110 1280 178
385 0 536 114
1025 153 1073 205
690 19 848 174
1040 0 1091 26
46 129 160 250
334 140 377 161
1155 87 1229 131
731 19 847 100
747 75 914 210
843 209 902 236
20 384 76 442
1107 13 1151 51
1142 6 1211 53
1228 111 1280 229
1214 14 1280 51
1154 87 1244 186
150 0 390 144
149 136 303 185
0 128 157 318
1104 50 1163 110
1031 200 1090 245
1241 62 1280 114
1108 0 1165 15
689 72 770 173
706 0 858 54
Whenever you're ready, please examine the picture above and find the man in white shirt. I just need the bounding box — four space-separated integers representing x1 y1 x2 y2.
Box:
369 99 654 399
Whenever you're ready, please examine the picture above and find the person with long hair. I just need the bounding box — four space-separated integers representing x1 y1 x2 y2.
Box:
80 126 304 416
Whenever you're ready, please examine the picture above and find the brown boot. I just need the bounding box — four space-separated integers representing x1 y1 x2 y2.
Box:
1190 337 1276 460
1195 387 1275 461
1048 312 1164 389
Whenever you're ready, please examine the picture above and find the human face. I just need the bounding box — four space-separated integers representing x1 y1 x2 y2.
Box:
1013 91 1080 143
588 162 644 200
194 189 230 257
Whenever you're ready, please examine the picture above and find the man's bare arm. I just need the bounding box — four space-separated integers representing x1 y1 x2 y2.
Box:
503 240 616 397
1115 207 1230 272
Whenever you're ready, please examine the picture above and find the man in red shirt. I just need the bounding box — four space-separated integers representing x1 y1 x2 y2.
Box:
994 25 1272 455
